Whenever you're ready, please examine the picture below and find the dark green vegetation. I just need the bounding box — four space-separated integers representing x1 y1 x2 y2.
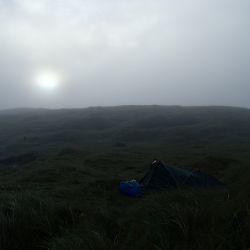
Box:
0 105 250 250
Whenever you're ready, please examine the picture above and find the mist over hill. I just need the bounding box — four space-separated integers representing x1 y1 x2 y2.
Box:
1 0 249 248
0 105 250 157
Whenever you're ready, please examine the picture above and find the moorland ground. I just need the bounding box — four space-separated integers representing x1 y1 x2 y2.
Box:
0 105 250 250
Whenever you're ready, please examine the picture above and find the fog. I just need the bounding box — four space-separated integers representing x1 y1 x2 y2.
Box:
0 0 249 109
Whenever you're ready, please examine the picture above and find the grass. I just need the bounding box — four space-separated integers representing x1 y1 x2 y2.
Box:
0 105 250 249
0 192 79 250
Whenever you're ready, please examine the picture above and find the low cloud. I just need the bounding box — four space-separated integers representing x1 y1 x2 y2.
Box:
0 0 249 108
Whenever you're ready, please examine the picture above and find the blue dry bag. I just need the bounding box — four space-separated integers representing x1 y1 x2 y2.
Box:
119 179 142 196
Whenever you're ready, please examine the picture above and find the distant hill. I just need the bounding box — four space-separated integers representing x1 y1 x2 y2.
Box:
0 105 250 156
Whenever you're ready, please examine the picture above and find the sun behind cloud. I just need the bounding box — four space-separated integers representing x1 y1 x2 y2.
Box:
35 70 61 91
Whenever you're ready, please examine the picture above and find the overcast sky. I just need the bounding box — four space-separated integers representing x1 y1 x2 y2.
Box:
0 0 249 109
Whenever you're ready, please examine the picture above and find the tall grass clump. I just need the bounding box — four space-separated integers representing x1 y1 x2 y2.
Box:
0 192 78 250
112 190 250 250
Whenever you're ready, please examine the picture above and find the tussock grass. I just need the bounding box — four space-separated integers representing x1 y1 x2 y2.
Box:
0 192 80 250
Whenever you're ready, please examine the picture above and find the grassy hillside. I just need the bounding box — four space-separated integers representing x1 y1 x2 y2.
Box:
0 105 250 249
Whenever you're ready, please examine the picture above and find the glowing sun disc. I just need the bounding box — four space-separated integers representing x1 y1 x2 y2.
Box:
35 71 60 90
